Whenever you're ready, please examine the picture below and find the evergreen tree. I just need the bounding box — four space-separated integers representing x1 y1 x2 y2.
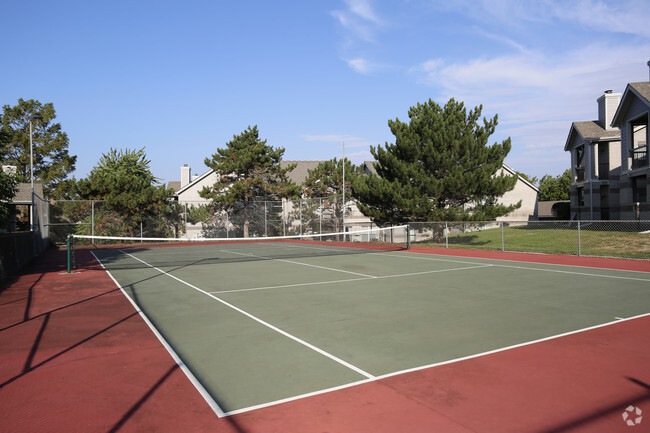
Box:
0 99 76 198
200 126 299 237
353 98 519 222
301 158 362 233
76 148 175 237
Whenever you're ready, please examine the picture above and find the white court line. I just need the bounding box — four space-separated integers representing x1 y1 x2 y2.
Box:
96 249 650 418
224 311 650 416
210 264 493 295
90 251 227 418
220 249 378 278
377 252 650 282
119 250 375 381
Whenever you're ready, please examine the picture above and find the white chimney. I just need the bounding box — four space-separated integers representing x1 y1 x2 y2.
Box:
180 164 191 188
597 90 621 131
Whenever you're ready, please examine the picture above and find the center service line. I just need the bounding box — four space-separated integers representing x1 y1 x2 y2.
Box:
120 250 376 380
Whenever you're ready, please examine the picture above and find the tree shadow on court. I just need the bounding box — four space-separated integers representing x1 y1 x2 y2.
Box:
107 364 251 433
0 286 121 333
539 377 650 432
0 310 139 389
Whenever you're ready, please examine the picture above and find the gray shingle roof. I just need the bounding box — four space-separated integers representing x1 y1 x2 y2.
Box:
280 160 323 185
630 81 650 102
572 121 620 140
167 181 181 192
11 183 44 203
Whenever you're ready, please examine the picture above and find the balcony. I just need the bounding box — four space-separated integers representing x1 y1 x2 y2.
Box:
632 145 648 169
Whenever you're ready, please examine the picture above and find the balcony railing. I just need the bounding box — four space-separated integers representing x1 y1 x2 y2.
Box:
632 145 648 169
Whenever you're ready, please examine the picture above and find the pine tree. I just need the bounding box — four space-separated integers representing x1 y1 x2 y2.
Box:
75 148 175 237
200 126 299 237
352 98 519 222
301 158 362 233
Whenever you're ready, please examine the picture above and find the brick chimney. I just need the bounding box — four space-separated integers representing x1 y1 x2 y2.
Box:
597 90 621 131
180 164 191 188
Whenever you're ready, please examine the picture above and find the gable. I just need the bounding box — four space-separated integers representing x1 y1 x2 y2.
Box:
612 82 650 127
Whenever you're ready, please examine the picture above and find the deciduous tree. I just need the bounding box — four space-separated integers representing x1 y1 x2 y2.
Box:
538 169 571 201
0 99 76 198
0 169 18 230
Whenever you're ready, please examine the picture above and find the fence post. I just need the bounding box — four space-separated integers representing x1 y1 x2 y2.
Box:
501 222 505 252
577 220 581 256
445 222 449 248
91 200 95 243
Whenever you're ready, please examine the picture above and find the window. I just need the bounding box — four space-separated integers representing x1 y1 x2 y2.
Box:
598 142 609 180
575 146 585 181
631 115 648 169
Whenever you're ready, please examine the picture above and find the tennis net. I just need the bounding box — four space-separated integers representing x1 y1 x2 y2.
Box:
67 225 410 272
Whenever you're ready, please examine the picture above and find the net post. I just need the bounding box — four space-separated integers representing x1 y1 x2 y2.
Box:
406 224 411 250
66 234 72 273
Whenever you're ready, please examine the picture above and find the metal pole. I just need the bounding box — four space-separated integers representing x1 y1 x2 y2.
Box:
29 119 34 232
91 200 95 243
577 220 581 256
445 222 449 248
67 234 71 273
299 199 303 236
342 142 345 238
501 222 505 252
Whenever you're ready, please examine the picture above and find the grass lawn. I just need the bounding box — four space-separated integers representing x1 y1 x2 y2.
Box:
414 225 650 260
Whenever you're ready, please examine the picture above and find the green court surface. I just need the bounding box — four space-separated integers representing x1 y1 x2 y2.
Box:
92 241 650 415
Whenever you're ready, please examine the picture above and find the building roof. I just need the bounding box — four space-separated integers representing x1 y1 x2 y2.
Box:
280 160 322 185
572 121 620 140
630 81 650 101
167 181 181 192
612 81 650 127
564 120 620 151
362 161 378 176
11 183 45 204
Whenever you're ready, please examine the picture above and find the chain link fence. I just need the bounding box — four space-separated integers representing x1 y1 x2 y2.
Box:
408 220 650 260
48 196 354 243
48 199 650 260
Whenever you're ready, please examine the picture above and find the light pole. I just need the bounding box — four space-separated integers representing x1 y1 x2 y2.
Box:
29 113 43 231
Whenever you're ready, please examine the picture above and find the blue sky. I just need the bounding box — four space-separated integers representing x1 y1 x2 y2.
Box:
2 0 649 185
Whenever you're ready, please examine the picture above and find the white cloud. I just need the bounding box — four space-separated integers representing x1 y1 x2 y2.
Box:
331 0 382 42
550 0 650 38
346 0 382 24
347 58 373 74
411 42 650 177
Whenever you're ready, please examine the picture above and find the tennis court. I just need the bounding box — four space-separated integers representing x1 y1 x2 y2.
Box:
82 227 650 418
